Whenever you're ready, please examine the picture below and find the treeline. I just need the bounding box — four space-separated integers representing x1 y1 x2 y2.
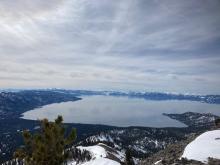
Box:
66 147 92 164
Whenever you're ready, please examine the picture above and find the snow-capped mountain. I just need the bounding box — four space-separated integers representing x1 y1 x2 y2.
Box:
51 89 220 104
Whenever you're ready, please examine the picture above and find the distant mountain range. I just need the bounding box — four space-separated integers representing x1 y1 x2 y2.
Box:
2 89 219 104
1 89 220 121
32 89 220 104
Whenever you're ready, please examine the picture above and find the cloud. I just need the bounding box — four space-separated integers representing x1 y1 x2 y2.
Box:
0 0 220 94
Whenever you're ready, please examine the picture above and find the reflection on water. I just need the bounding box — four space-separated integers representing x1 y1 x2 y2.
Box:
21 96 220 127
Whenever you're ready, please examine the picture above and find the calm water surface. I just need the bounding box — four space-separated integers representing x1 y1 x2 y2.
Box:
21 96 220 127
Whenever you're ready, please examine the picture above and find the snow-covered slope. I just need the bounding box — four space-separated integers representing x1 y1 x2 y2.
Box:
69 157 120 165
76 158 120 165
77 145 107 158
68 143 123 165
182 130 220 163
80 127 187 158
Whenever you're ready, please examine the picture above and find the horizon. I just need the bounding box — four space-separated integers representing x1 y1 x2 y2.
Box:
0 87 220 95
0 0 220 94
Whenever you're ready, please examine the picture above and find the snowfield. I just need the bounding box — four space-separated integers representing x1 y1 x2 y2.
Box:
77 145 107 158
182 130 220 163
68 143 122 165
68 158 120 165
79 158 120 165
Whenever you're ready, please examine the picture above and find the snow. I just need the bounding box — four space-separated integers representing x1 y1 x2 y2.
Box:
154 160 162 164
81 158 120 165
77 145 106 158
68 144 121 165
182 130 220 163
68 158 120 165
88 134 114 143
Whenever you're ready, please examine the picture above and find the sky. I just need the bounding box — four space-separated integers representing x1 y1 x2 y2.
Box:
0 0 220 94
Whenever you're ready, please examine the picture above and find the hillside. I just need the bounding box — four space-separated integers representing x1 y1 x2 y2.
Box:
141 130 220 165
67 143 124 165
182 130 220 163
5 130 218 165
0 90 81 119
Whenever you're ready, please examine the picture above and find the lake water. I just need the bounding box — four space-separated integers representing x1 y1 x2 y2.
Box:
21 96 220 127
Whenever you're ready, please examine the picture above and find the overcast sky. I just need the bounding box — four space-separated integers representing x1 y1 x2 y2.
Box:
0 0 220 94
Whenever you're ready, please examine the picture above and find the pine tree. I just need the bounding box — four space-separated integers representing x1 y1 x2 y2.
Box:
125 149 135 165
14 115 76 165
215 118 220 128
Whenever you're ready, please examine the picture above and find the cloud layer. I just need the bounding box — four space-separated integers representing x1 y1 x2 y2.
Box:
0 0 220 94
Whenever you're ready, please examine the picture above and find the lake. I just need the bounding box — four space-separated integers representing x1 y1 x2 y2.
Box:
21 96 220 127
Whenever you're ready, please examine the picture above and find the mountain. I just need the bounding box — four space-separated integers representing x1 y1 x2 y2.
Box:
4 129 219 165
141 130 220 165
1 89 220 164
78 127 187 159
67 143 124 165
1 111 219 164
163 112 219 127
77 112 218 159
49 89 220 104
0 90 81 120
1 89 220 121
182 130 220 163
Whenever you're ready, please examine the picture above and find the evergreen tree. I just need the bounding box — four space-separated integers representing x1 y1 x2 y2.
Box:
14 115 76 165
125 149 135 165
215 118 220 128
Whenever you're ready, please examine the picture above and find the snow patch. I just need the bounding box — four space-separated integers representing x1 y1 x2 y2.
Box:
77 145 106 158
182 130 220 163
68 158 120 165
68 144 121 165
154 160 162 164
81 158 120 165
